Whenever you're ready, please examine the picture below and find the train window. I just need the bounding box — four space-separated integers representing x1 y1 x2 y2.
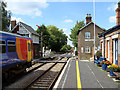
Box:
7 41 16 52
0 40 6 53
8 41 15 45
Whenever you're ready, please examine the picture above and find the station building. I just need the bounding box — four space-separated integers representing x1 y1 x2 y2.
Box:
99 2 120 66
77 14 105 60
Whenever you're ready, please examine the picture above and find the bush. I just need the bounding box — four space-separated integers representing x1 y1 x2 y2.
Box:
60 45 72 53
95 51 102 59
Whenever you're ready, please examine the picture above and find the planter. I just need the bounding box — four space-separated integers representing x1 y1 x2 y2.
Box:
109 70 116 76
102 64 108 70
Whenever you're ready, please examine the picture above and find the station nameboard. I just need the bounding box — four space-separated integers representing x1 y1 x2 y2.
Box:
85 39 94 41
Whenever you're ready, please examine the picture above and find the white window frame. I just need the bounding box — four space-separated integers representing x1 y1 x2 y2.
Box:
81 47 83 53
85 32 90 38
107 40 109 61
85 47 90 53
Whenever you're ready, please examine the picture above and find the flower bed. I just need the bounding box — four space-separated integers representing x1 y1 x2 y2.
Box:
100 60 111 70
107 64 120 76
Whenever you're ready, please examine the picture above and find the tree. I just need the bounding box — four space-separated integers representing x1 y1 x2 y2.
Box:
47 25 68 52
70 21 85 47
2 1 11 32
60 44 72 52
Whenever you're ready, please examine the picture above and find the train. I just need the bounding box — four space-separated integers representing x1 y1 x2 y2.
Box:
0 31 33 80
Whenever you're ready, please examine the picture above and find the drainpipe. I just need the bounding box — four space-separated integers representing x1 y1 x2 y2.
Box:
0 1 2 31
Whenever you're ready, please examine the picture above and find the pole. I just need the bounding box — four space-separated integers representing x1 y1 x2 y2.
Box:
0 0 2 31
36 25 43 58
93 0 96 55
40 27 43 58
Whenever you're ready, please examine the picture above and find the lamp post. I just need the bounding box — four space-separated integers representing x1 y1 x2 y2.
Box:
93 0 96 55
36 25 43 58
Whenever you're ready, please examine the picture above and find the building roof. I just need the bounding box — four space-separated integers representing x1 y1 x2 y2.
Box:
98 24 120 37
77 22 106 35
0 31 31 39
11 22 39 36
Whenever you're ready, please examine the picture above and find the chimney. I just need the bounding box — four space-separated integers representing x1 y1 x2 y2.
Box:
116 2 120 25
86 14 92 24
11 20 16 30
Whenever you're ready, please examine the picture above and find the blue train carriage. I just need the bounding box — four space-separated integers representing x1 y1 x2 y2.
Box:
0 31 33 80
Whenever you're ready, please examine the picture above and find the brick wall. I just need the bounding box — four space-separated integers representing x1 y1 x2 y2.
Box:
78 32 81 59
33 44 40 59
78 23 104 60
109 37 113 63
105 39 108 59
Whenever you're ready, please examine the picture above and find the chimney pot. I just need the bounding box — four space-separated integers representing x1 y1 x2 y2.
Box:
87 14 88 17
11 20 16 30
89 14 91 17
86 14 92 24
116 2 120 25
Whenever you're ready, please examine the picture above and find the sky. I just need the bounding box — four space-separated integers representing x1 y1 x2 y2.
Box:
4 0 120 47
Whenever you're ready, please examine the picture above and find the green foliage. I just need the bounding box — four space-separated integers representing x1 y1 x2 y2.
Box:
95 51 102 59
2 1 11 32
60 44 72 52
47 25 67 52
70 21 85 47
36 24 50 48
36 25 68 52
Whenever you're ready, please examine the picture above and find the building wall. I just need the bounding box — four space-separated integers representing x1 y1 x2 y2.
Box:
100 29 120 66
31 34 39 44
78 23 104 60
33 44 40 59
118 33 120 67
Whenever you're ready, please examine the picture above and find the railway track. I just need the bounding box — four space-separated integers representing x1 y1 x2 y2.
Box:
25 62 66 89
3 56 71 89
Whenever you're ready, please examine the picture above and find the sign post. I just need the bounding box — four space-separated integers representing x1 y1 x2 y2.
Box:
36 25 43 58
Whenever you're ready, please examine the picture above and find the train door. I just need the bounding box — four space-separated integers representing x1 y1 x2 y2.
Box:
27 40 31 62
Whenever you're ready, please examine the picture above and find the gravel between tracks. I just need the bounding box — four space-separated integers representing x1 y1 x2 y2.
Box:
5 63 55 89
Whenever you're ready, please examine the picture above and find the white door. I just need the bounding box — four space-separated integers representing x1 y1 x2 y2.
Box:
107 40 109 61
115 39 118 65
113 39 118 65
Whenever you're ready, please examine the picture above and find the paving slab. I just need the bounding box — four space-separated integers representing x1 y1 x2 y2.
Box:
56 59 119 89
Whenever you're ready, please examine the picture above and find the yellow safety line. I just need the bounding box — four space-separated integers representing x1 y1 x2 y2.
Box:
76 61 82 90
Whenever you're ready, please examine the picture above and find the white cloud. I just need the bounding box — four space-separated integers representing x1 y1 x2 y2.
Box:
5 0 49 16
35 9 42 16
107 3 117 11
109 16 116 23
11 16 23 23
64 19 73 23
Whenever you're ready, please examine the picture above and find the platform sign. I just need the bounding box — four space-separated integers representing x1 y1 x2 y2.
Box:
118 40 120 54
85 39 94 41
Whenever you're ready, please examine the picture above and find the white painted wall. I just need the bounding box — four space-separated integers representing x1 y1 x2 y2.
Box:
18 24 39 44
31 34 39 44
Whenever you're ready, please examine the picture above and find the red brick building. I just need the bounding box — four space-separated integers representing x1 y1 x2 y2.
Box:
99 2 120 66
77 14 105 60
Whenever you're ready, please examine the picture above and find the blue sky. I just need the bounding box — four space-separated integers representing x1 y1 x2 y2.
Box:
6 0 119 47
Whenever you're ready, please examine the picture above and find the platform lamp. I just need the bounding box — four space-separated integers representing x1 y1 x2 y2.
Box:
36 25 43 58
